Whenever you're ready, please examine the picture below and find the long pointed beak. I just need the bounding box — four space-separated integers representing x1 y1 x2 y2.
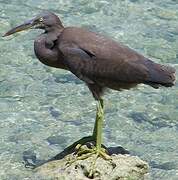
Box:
2 19 36 37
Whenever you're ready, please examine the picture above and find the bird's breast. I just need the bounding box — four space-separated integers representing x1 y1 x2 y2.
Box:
34 37 67 70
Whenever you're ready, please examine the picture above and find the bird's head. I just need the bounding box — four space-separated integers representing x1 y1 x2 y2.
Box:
3 11 64 37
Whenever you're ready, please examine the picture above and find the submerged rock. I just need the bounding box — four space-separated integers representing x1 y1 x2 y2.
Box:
34 153 149 180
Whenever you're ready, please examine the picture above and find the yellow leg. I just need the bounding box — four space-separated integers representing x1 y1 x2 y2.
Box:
66 99 112 177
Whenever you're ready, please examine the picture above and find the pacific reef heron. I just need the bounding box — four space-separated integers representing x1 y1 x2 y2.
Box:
3 11 176 172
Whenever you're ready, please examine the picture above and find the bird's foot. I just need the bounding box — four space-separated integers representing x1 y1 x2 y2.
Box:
51 135 97 161
75 143 111 160
66 144 113 178
64 135 95 152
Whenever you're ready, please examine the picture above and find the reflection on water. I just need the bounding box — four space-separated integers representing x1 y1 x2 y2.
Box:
0 0 178 179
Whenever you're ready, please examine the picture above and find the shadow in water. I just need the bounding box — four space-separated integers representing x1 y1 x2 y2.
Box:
23 136 129 169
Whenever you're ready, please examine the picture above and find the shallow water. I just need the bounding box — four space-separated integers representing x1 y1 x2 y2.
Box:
0 0 178 179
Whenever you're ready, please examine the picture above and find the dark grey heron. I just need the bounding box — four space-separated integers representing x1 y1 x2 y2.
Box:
3 11 176 175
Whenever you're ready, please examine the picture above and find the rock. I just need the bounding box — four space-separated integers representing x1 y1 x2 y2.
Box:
34 153 149 180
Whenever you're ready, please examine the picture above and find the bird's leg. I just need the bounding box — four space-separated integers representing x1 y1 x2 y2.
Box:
95 98 104 151
76 99 110 157
61 99 104 154
69 99 104 152
66 99 112 177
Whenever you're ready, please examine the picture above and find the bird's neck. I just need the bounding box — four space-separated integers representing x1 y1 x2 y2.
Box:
45 25 64 35
34 32 66 69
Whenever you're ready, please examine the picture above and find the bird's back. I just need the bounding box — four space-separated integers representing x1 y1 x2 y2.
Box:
59 27 143 61
58 27 176 90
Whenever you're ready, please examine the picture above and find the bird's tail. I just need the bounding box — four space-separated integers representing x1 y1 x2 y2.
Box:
144 60 176 88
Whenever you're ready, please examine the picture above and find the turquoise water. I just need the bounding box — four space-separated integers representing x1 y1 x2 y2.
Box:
0 0 178 179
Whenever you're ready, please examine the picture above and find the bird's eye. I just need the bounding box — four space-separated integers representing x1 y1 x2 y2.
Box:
39 17 44 22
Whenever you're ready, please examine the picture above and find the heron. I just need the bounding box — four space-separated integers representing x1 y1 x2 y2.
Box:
3 11 176 174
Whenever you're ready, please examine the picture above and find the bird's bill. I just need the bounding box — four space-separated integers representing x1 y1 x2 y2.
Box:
2 19 36 37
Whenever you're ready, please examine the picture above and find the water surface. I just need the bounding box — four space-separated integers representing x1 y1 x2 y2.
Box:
0 0 178 179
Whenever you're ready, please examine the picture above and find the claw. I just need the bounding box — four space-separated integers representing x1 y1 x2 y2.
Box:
65 143 113 177
75 144 82 150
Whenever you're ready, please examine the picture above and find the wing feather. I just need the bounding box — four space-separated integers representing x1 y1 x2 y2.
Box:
59 44 149 85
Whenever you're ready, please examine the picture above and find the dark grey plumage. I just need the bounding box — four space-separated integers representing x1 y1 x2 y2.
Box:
3 12 176 169
3 12 176 99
